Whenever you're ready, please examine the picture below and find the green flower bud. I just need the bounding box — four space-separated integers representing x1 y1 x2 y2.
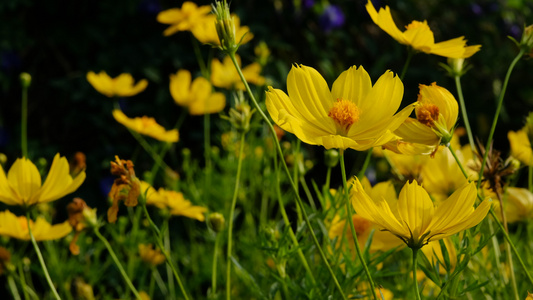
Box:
20 72 32 88
325 149 339 168
208 212 225 233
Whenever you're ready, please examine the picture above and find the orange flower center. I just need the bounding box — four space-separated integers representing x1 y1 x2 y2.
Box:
328 98 360 133
416 103 440 127
351 215 372 235
405 20 429 31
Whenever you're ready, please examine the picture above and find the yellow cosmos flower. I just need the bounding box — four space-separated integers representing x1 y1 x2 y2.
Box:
386 82 459 155
169 70 226 115
86 71 148 98
141 182 207 221
365 0 481 58
266 65 414 151
508 128 533 166
0 154 86 207
156 1 212 36
499 187 533 223
112 109 179 143
0 210 71 241
191 14 253 46
210 55 265 90
138 244 166 267
351 177 490 248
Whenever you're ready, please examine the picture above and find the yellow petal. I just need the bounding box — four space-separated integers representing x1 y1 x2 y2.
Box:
331 65 372 107
6 158 42 205
429 181 478 233
170 69 192 106
403 21 434 53
365 0 408 45
508 129 533 166
0 164 21 205
189 92 226 115
396 180 434 241
87 71 114 97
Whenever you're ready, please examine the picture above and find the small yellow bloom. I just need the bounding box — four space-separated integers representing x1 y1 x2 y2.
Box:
112 109 179 143
86 71 148 98
0 210 72 241
138 244 166 267
169 70 226 115
266 64 414 150
210 55 265 90
366 0 481 58
0 154 86 207
156 1 212 36
351 177 490 249
141 182 207 221
386 82 459 154
508 128 533 166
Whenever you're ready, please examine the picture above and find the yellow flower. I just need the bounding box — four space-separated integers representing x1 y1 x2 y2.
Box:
0 210 71 241
210 55 265 90
386 82 459 154
0 154 86 207
526 291 533 300
156 1 212 36
141 182 207 221
266 65 414 151
365 0 481 58
501 187 533 223
351 177 490 248
169 70 226 115
86 71 148 98
508 128 533 166
138 244 165 267
112 109 179 143
191 14 253 46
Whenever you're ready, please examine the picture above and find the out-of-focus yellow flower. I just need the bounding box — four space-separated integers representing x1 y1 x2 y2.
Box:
86 71 148 98
112 109 179 143
500 187 533 223
210 55 265 90
266 64 413 151
382 149 428 180
386 83 459 155
139 244 166 267
0 210 71 241
141 182 207 221
191 14 253 46
508 128 533 166
0 154 86 207
156 1 212 36
526 291 533 300
351 177 490 249
365 0 481 58
169 70 226 115
421 238 457 274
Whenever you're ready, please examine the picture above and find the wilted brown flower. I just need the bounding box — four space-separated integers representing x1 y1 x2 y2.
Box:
108 156 140 223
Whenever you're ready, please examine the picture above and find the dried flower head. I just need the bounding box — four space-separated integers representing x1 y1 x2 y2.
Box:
108 156 140 223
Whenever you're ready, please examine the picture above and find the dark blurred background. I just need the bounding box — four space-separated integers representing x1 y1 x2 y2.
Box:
1 0 532 206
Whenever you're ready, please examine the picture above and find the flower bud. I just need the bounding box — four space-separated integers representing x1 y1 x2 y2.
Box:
208 212 225 233
324 149 339 168
213 0 238 54
20 72 32 88
520 25 533 54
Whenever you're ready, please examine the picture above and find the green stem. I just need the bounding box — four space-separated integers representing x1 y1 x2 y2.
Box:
412 248 421 300
454 76 476 152
477 49 525 192
529 164 533 193
300 177 317 211
191 37 209 78
163 219 176 300
228 52 346 299
340 150 377 300
140 203 190 300
128 129 172 172
274 155 317 285
18 263 30 300
226 133 246 300
357 148 373 179
204 113 212 200
212 232 221 295
26 211 61 300
21 82 28 158
93 227 141 299
400 48 414 81
8 274 21 300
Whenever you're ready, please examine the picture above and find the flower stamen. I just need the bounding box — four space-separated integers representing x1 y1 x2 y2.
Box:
416 103 440 127
328 98 360 133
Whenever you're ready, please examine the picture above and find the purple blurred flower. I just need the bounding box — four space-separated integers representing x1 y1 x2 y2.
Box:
303 0 315 9
471 3 483 15
138 0 161 16
319 4 345 33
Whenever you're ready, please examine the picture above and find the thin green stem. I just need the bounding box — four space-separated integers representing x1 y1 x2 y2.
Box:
447 145 468 178
477 49 525 191
128 129 172 172
274 155 317 285
163 219 176 300
140 203 190 300
8 275 21 300
226 132 246 300
357 148 373 179
400 48 414 81
340 150 377 300
93 227 141 299
212 232 221 295
454 76 476 152
18 263 30 300
529 164 533 193
228 52 346 299
191 37 209 78
21 83 28 158
300 176 317 211
204 113 212 199
26 211 61 300
412 248 421 300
